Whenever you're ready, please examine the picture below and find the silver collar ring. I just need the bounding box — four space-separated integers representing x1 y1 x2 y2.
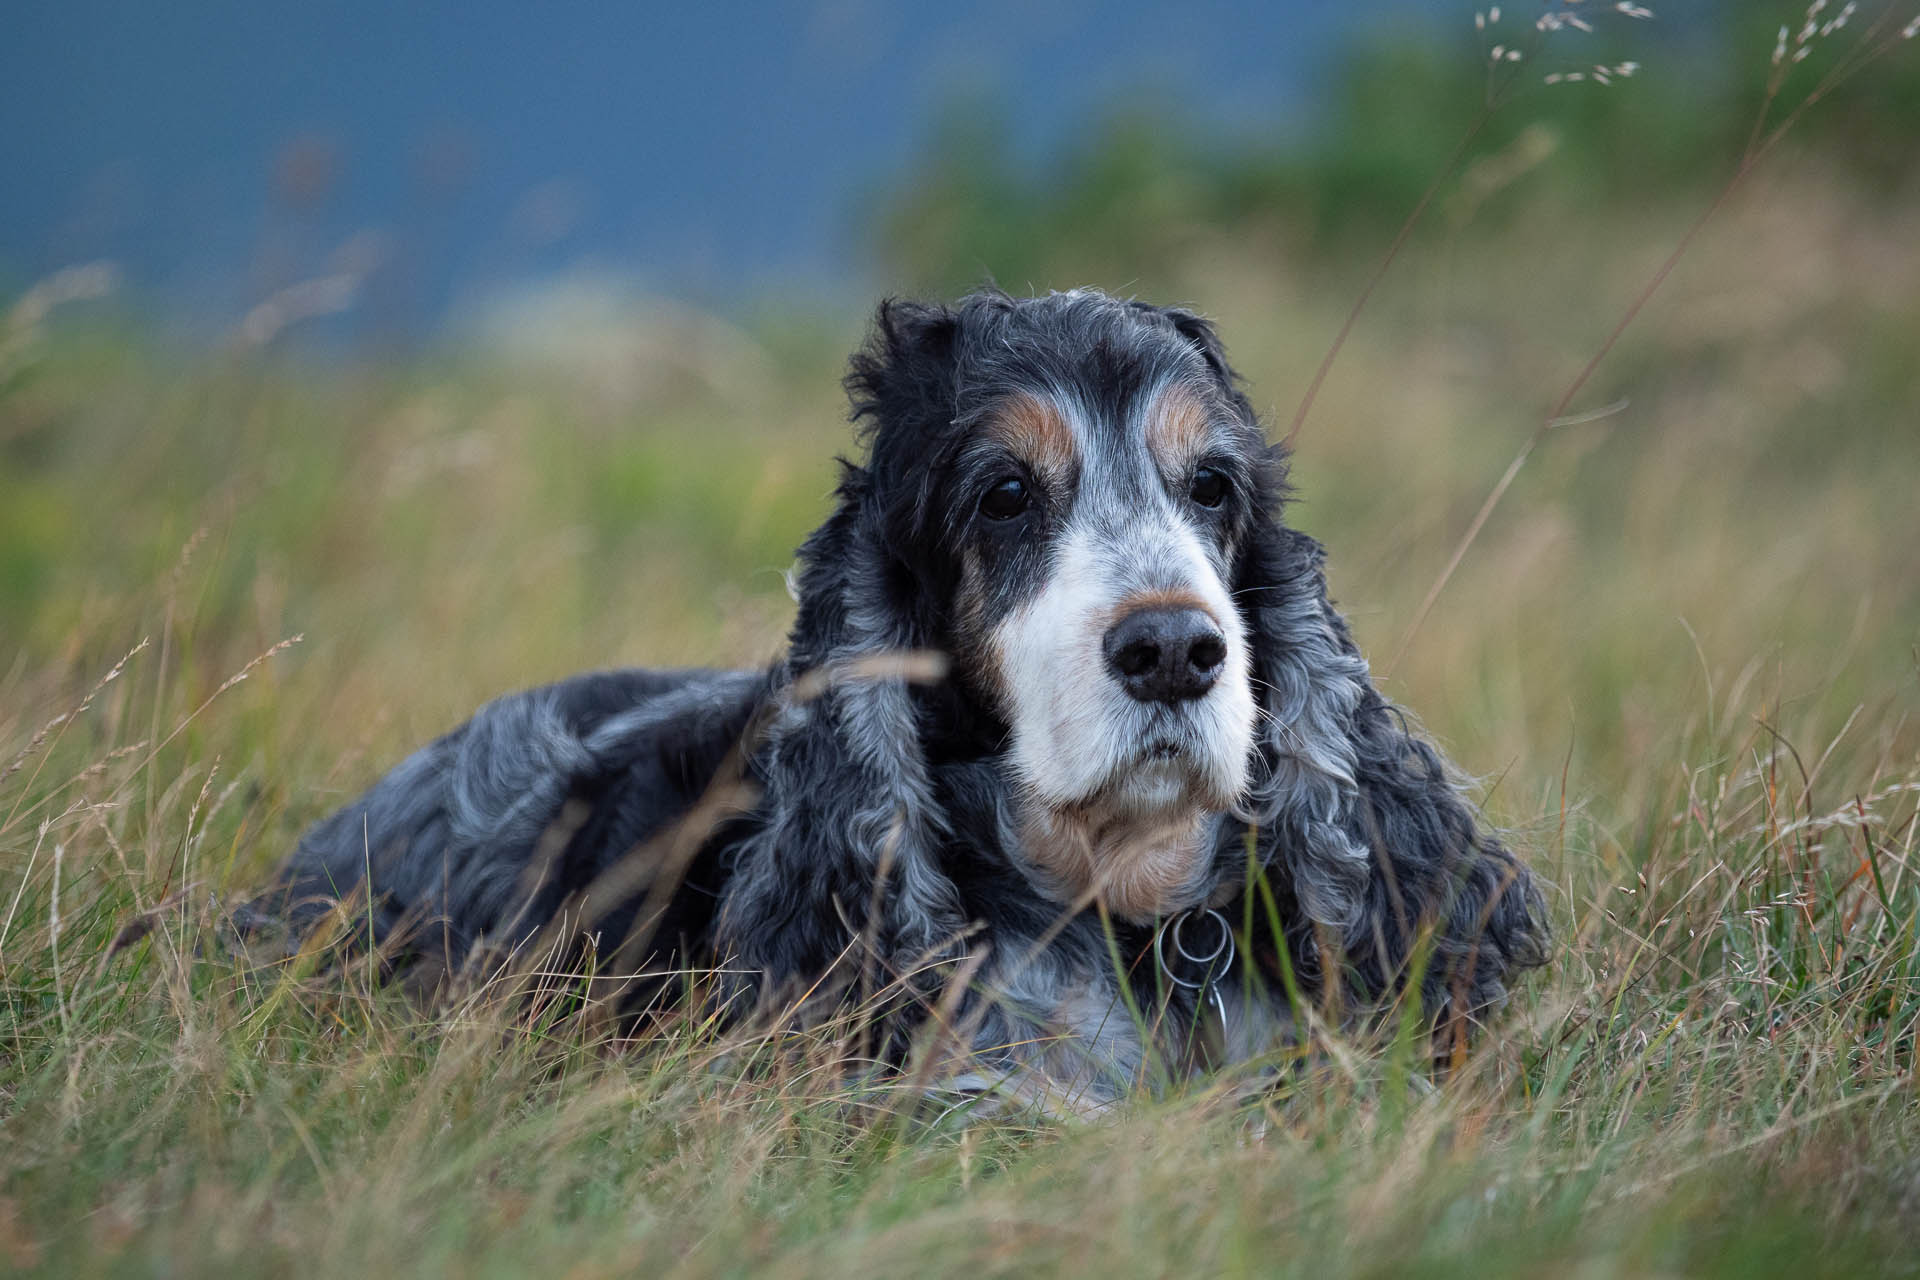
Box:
1153 906 1236 992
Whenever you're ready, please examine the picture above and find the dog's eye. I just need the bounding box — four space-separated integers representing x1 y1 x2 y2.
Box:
978 477 1030 521
1188 467 1228 509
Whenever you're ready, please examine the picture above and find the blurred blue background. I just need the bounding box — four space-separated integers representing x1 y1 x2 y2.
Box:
4 0 1383 330
3 0 1917 840
7 1 1907 345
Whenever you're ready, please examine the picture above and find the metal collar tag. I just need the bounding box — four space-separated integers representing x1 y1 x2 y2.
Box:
1153 907 1235 1071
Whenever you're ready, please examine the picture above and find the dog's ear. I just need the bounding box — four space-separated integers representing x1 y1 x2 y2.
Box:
1131 300 1257 411
845 298 959 435
844 297 966 555
1152 303 1234 380
1237 520 1547 1029
716 300 969 1016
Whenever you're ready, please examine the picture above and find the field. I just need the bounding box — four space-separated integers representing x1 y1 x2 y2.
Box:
6 48 1920 1276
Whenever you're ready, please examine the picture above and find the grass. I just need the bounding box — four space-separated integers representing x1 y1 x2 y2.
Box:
5 115 1920 1278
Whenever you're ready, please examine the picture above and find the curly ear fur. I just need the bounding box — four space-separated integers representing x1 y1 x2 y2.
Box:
1239 516 1548 1025
715 300 969 1007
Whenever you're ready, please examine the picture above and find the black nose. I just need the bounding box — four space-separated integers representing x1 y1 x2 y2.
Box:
1102 606 1227 704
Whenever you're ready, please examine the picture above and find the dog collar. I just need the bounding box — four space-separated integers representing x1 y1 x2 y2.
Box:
1153 907 1235 1072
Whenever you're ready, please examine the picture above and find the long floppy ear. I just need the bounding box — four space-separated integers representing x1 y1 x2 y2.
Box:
716 299 969 1011
1239 519 1548 1026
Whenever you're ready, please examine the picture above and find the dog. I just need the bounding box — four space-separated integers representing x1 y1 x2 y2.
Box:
245 287 1547 1110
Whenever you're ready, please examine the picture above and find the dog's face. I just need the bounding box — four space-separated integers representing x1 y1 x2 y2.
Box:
852 291 1275 919
955 375 1258 815
756 286 1541 1017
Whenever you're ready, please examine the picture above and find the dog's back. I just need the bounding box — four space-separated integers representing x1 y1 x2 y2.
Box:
242 666 767 979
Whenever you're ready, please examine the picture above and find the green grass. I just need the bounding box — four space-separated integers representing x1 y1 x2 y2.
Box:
4 151 1920 1274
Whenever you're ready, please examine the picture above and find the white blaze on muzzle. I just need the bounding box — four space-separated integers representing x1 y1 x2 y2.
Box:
991 509 1255 816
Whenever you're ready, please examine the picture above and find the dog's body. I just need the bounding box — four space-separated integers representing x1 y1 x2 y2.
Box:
250 288 1546 1109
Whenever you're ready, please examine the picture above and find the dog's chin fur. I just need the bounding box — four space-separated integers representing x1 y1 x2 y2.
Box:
1015 795 1212 922
247 286 1550 1108
1005 733 1250 920
1003 701 1254 823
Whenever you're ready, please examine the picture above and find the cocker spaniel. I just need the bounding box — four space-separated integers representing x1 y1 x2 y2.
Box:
246 287 1547 1110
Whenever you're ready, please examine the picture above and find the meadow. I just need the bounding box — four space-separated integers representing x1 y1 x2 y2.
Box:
4 20 1920 1276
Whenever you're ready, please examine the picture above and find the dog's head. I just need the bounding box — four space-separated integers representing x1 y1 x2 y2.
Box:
727 287 1543 1027
823 288 1288 919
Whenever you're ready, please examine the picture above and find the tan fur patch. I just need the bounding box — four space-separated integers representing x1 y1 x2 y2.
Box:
987 393 1076 482
1144 383 1214 471
1091 590 1224 658
1111 587 1212 619
1018 800 1208 922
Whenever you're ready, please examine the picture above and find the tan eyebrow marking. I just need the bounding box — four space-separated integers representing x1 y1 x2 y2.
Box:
984 392 1077 481
1144 382 1215 468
